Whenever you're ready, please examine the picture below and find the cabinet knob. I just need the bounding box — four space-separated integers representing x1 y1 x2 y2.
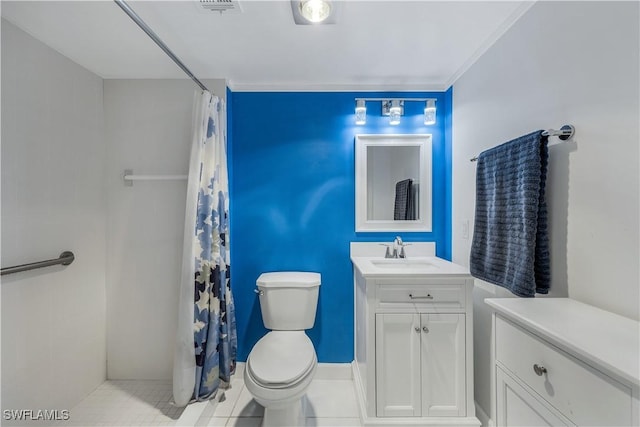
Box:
422 326 429 333
533 364 547 376
415 327 421 333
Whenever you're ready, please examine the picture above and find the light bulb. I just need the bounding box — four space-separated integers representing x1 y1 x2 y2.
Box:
424 99 436 125
355 99 366 125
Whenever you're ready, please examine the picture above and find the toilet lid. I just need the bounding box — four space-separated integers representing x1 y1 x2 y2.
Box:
248 331 316 386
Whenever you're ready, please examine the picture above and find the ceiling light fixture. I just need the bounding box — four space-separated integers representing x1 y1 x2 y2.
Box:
299 0 332 23
291 0 336 25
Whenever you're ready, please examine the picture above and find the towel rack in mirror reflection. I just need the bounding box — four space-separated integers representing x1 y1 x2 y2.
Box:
470 125 575 162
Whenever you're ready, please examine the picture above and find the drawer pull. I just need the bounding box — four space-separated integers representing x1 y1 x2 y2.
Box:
409 293 434 300
533 364 547 376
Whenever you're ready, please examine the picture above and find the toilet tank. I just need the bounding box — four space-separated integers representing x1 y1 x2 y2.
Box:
256 272 321 330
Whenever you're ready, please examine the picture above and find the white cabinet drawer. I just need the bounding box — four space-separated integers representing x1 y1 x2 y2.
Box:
496 366 572 426
495 316 632 426
377 284 465 309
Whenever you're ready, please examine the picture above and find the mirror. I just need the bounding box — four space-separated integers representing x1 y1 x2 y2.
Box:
355 134 432 232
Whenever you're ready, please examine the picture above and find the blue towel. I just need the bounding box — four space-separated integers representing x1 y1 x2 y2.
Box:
470 130 550 297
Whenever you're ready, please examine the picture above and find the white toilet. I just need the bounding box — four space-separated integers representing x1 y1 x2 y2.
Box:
244 271 321 427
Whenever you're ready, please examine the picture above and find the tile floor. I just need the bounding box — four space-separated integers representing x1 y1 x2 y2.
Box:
32 378 361 427
50 380 183 426
196 378 362 427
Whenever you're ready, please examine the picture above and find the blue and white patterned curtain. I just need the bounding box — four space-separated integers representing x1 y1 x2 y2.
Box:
173 91 237 406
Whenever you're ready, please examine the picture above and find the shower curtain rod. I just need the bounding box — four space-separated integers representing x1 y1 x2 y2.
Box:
114 0 210 93
469 125 575 162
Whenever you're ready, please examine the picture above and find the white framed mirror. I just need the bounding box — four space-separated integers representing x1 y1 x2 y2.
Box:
355 134 432 232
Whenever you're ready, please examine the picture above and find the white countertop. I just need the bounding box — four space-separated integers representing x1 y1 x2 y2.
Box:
351 255 471 278
350 241 471 278
486 298 640 388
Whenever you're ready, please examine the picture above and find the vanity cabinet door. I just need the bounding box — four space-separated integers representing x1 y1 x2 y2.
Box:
375 313 421 417
421 313 466 417
496 367 572 427
375 312 466 418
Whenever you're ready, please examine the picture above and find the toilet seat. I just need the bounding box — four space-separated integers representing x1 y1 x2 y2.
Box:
247 331 316 389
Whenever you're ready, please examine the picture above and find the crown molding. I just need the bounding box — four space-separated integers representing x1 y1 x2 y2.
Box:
225 81 448 93
444 1 537 89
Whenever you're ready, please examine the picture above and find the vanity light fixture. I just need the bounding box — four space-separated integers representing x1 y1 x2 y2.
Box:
424 99 436 125
388 100 402 126
354 98 437 126
355 99 367 125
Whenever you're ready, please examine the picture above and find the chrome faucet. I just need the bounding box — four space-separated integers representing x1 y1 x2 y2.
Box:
395 236 408 259
382 236 410 258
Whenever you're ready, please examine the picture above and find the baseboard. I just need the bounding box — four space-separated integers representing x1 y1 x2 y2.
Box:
314 363 353 380
475 401 494 427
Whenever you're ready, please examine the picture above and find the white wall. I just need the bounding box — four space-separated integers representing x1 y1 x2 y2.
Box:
104 79 226 379
1 20 107 410
451 1 639 419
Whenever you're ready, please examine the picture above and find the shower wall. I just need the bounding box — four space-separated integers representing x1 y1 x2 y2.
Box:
1 20 107 410
1 18 228 410
104 79 226 380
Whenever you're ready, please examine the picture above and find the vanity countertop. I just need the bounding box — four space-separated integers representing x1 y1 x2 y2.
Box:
351 255 471 278
486 297 640 388
350 241 471 279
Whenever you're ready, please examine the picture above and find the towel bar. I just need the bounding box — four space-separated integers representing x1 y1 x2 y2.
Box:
1 251 75 276
470 125 575 162
123 169 188 186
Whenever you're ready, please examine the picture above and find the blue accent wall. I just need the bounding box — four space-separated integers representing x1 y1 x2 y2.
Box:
229 91 452 362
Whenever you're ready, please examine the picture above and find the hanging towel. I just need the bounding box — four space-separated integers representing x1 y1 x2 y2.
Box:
470 130 550 297
394 179 413 220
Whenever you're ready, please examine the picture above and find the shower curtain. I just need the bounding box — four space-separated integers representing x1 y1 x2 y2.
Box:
173 91 237 407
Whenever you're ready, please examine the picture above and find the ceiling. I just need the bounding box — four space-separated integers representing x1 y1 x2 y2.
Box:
1 0 533 91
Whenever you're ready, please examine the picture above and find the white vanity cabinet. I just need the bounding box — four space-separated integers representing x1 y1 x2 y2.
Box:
351 242 479 427
376 312 465 418
486 298 640 427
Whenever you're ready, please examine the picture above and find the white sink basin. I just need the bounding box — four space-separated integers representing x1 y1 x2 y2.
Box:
369 258 437 269
351 243 471 277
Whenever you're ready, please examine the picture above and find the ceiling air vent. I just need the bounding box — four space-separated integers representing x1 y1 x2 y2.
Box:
197 0 242 14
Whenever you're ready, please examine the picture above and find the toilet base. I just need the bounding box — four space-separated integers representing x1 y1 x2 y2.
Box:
261 398 304 427
244 331 318 426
